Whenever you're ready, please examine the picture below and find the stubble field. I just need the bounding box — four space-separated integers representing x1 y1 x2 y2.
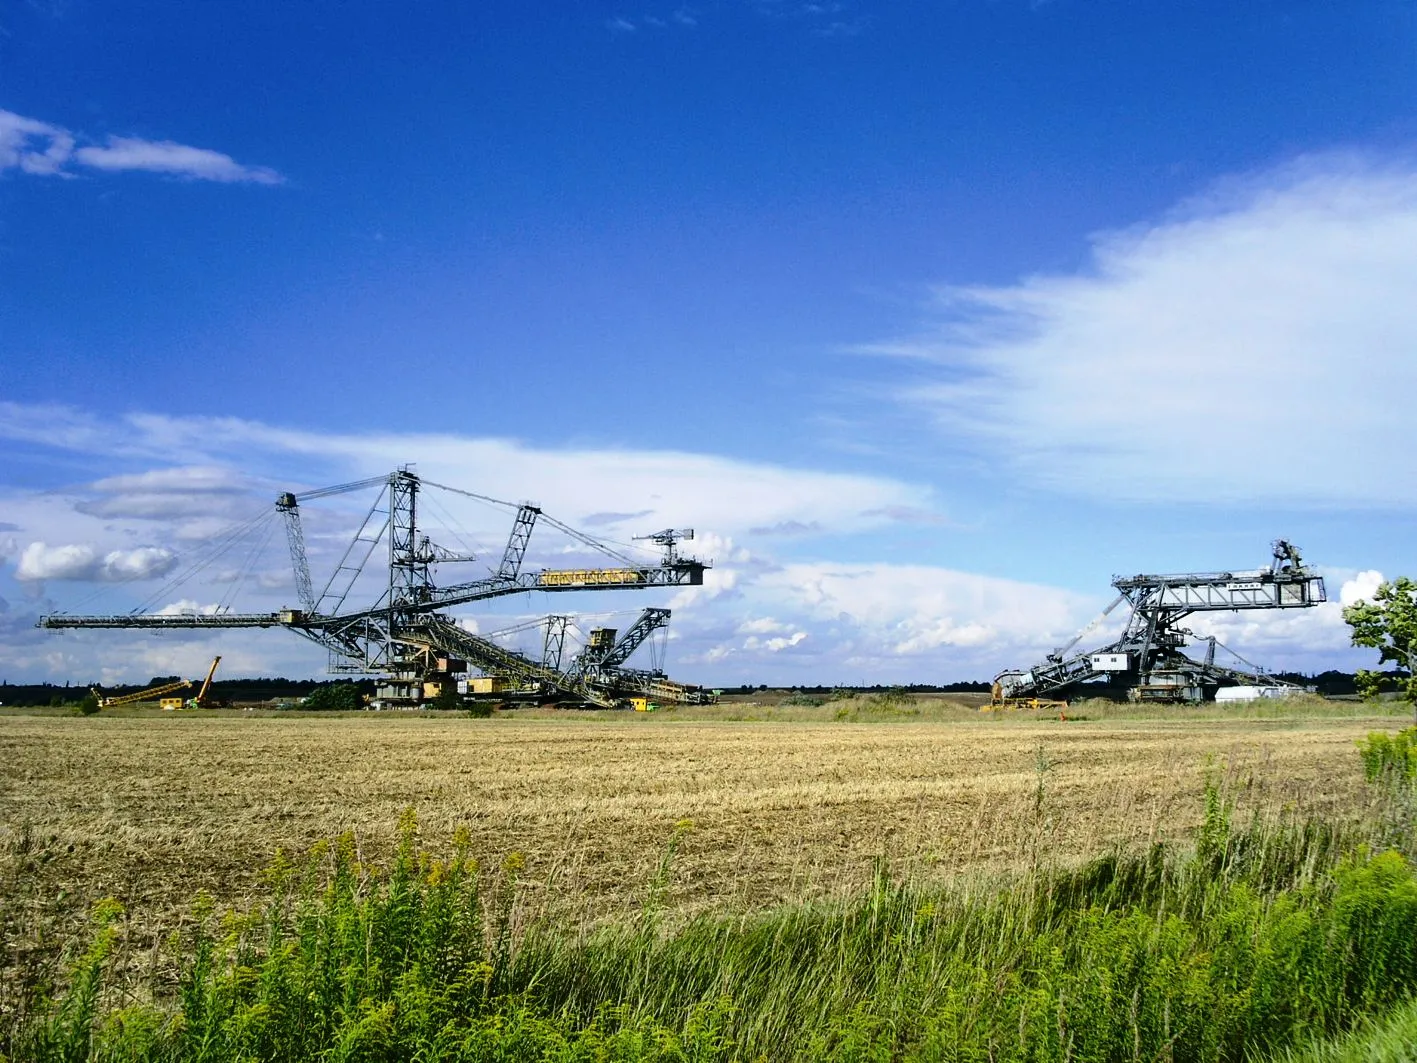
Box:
0 698 1394 944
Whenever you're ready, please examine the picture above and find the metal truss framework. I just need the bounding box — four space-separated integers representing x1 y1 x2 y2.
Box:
994 541 1327 704
41 469 711 708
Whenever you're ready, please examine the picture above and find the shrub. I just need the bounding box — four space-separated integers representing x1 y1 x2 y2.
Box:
300 682 363 712
1358 727 1417 784
782 693 827 707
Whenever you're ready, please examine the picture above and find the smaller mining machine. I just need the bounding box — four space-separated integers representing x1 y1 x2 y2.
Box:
438 606 716 709
993 540 1326 705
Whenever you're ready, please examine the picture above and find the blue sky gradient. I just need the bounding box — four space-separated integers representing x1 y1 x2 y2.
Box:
2 1 1414 684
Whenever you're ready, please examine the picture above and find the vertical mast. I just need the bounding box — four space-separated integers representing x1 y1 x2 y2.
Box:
388 468 428 609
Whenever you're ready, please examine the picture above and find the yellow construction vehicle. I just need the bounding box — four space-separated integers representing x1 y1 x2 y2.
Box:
189 656 223 708
91 655 223 710
96 678 192 709
986 684 1069 714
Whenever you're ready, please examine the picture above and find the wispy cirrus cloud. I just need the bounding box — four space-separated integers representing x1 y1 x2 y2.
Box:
871 154 1417 508
0 108 282 184
607 3 861 35
604 8 697 33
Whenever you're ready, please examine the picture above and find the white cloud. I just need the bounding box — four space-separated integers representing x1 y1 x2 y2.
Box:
0 403 1372 684
660 559 1103 682
154 599 222 616
0 109 74 175
2 408 941 540
75 464 255 520
16 543 100 581
0 109 282 184
762 561 1090 657
1340 569 1384 607
89 466 246 494
738 616 792 635
885 155 1417 507
15 542 177 582
73 137 282 184
0 404 951 681
744 631 807 652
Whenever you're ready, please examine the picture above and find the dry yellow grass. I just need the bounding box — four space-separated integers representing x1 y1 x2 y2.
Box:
0 700 1397 954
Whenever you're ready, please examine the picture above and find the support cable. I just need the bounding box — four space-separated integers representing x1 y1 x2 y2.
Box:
217 516 279 614
419 492 484 561
420 480 519 511
129 508 276 615
425 479 643 567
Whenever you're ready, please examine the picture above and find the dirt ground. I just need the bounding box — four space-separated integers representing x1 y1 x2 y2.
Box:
0 700 1396 957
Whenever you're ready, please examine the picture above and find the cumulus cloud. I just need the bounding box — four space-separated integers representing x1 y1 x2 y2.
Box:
1340 569 1385 607
15 542 177 582
154 599 222 616
744 631 807 652
0 109 282 184
0 402 1373 684
738 616 793 635
764 561 1089 657
662 559 1102 682
880 155 1417 507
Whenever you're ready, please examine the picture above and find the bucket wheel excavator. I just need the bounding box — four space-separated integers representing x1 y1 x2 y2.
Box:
42 469 712 709
993 541 1326 705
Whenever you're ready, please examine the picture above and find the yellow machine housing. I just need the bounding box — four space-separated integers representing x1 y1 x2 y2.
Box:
467 676 514 695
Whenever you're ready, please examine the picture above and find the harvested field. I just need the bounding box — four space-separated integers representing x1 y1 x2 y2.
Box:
0 699 1398 950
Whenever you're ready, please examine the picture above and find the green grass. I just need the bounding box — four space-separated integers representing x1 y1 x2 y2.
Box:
9 775 1417 1063
1276 995 1417 1063
11 728 1417 1063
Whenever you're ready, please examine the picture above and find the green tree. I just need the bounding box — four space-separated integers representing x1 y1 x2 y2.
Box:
302 682 364 712
76 692 101 716
1344 576 1417 704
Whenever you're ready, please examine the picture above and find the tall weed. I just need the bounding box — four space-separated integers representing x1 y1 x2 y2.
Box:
13 758 1417 1061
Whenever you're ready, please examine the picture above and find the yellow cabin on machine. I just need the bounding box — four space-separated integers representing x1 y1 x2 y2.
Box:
630 697 654 712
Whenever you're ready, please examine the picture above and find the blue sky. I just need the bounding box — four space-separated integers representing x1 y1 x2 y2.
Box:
1 0 1414 685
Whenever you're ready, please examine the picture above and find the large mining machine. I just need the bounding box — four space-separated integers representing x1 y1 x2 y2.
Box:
40 468 709 709
993 540 1326 704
